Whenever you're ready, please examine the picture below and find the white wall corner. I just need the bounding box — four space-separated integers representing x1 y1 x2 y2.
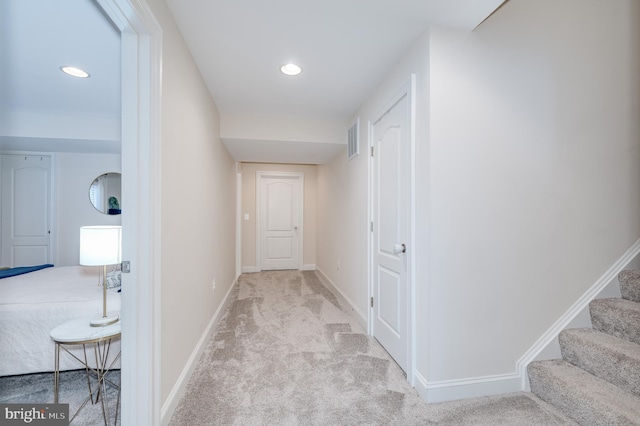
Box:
301 264 316 271
515 237 640 390
160 277 238 425
241 266 257 273
413 371 429 402
315 267 367 329
236 166 242 279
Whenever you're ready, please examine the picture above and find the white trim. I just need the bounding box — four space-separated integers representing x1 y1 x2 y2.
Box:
367 118 373 335
515 236 640 389
236 164 242 278
242 266 258 273
160 277 238 425
301 264 316 271
408 74 417 387
48 153 56 266
413 371 429 402
414 371 521 403
95 0 163 424
255 171 304 271
368 76 416 385
316 267 367 329
347 117 360 160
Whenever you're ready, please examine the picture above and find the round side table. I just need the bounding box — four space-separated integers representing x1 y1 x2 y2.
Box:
50 317 121 425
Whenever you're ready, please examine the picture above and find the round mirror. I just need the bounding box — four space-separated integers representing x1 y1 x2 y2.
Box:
89 172 122 215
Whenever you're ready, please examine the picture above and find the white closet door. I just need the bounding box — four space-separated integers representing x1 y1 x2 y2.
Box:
371 92 411 373
1 155 52 267
257 172 303 271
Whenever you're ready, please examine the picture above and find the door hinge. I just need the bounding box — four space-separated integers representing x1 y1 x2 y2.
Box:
370 222 373 232
371 146 374 157
121 261 131 273
371 297 374 308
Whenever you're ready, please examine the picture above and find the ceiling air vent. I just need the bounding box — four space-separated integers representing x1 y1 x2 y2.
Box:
347 118 359 160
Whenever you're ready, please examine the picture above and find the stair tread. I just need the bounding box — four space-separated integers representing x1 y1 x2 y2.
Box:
560 328 640 396
528 359 640 425
619 269 640 302
589 298 640 345
561 328 640 358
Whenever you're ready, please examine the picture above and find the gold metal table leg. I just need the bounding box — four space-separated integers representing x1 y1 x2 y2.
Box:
53 343 60 404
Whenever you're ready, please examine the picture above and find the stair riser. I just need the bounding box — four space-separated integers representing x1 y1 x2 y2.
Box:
618 270 640 302
559 331 640 397
528 361 640 425
589 300 640 345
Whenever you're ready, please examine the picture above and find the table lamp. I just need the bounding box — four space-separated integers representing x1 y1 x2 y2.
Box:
80 226 122 327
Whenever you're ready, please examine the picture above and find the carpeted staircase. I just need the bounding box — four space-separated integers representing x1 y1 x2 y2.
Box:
528 269 640 425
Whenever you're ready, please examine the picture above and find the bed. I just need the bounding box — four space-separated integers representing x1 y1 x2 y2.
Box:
0 265 121 376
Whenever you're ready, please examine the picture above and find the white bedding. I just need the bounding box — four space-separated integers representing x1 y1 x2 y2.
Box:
0 266 121 376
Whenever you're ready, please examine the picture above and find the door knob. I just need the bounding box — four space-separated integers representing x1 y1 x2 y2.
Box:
393 243 406 254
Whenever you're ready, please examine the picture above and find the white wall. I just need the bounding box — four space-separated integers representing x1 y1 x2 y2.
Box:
316 32 430 343
317 0 640 402
427 0 640 384
54 153 121 266
146 0 237 407
316 145 369 325
0 109 120 144
221 113 345 145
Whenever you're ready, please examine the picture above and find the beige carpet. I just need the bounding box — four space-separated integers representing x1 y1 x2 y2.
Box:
0 369 120 425
170 270 575 425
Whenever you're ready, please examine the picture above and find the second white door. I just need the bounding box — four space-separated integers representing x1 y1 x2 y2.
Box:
371 89 411 373
1 155 52 267
257 172 303 271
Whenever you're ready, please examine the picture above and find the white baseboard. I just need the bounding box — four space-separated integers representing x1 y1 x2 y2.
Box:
315 267 367 329
160 276 238 425
515 237 640 389
413 370 521 403
242 265 315 273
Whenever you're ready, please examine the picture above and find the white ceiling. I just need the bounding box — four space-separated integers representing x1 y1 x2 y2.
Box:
0 0 505 162
0 0 122 153
166 0 505 120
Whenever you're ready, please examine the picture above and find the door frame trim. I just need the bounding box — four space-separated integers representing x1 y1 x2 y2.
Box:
95 0 163 424
368 75 417 386
255 171 304 271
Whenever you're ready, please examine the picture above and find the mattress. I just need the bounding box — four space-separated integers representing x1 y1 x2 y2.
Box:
0 265 122 376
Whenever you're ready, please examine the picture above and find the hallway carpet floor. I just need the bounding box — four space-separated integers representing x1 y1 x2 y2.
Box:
170 271 575 425
0 368 120 425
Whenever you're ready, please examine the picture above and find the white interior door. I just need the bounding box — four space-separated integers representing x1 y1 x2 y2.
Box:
1 155 52 267
371 92 411 373
257 172 303 271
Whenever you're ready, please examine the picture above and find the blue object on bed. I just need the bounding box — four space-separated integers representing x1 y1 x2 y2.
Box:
0 264 54 279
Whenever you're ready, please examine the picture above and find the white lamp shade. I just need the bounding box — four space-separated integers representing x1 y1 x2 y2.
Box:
79 226 122 266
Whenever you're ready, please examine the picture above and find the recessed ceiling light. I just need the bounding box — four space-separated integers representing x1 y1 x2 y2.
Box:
280 63 302 76
60 66 90 78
